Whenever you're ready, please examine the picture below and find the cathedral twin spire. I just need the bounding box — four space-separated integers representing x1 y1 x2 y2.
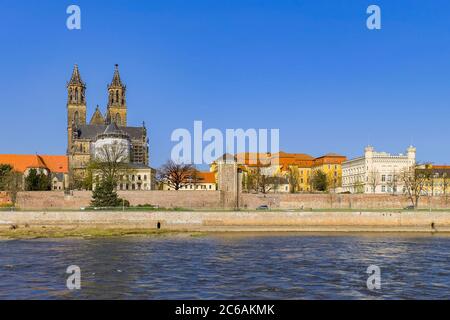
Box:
67 64 127 127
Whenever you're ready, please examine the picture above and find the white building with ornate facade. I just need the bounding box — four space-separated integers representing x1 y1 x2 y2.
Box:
342 146 416 194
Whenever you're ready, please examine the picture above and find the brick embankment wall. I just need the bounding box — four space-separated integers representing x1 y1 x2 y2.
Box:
3 191 450 210
1 211 450 232
14 190 222 210
0 192 12 206
241 193 450 210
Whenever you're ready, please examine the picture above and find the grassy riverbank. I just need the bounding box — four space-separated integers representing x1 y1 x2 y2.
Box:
0 226 206 240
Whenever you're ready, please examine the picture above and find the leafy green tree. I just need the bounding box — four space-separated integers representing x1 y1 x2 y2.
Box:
91 180 129 207
25 169 50 191
0 164 13 190
287 166 300 193
311 170 328 192
0 164 22 207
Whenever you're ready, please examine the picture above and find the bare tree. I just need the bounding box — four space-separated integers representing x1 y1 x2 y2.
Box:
401 165 428 209
90 141 131 185
246 167 261 193
443 172 450 204
157 160 195 190
259 175 275 194
352 179 364 193
367 169 380 193
327 172 340 193
386 170 399 195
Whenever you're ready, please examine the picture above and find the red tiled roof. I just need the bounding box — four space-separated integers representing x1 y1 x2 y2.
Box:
0 154 68 173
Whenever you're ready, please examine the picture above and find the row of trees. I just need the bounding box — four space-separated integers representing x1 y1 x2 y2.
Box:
242 166 337 194
1 165 54 206
350 165 446 208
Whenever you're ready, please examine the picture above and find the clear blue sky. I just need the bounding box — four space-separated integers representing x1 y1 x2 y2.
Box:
1 0 450 167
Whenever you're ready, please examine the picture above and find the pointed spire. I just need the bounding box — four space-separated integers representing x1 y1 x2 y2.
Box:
109 64 123 88
89 105 106 125
68 64 85 86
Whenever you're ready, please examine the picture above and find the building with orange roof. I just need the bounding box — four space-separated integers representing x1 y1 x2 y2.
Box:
0 154 69 190
163 171 217 191
210 151 346 193
311 153 347 192
416 164 450 196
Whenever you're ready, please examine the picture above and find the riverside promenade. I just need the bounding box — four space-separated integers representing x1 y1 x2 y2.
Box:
1 210 450 233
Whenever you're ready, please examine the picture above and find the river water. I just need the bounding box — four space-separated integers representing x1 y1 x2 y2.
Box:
0 233 450 299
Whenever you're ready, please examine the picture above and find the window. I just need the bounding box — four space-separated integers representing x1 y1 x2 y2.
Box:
382 175 386 182
382 186 386 192
74 111 79 125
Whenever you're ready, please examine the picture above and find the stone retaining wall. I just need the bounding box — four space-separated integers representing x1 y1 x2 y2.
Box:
1 210 450 232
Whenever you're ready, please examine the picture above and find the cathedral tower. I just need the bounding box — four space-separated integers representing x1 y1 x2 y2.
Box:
67 64 86 153
106 64 127 126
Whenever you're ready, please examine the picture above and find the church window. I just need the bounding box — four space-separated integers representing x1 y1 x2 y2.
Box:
75 88 79 101
116 90 119 102
74 111 79 125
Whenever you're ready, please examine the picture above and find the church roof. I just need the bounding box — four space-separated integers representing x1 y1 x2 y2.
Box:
103 122 121 134
89 106 105 125
75 124 145 140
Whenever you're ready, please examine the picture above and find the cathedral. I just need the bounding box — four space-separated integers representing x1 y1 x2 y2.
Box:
67 64 152 190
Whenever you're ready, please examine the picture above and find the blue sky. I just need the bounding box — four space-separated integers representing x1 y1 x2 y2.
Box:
1 0 450 167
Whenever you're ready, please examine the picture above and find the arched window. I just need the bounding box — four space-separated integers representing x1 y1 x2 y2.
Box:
115 113 121 126
115 90 119 102
75 88 79 102
74 111 79 125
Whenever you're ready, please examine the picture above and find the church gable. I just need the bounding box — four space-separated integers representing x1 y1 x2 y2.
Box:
89 105 106 125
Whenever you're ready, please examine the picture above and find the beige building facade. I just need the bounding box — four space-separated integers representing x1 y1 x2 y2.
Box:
342 145 416 194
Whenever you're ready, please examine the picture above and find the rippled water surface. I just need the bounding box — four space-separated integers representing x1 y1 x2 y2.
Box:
1 233 450 299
